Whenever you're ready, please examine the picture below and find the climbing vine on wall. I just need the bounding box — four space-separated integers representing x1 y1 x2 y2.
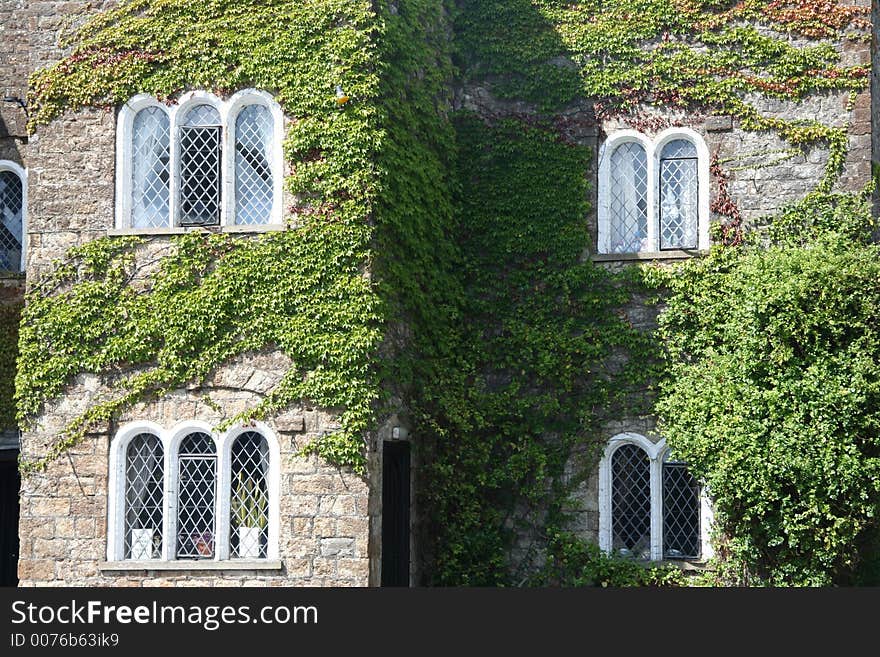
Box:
19 0 878 586
20 0 463 481
430 0 875 586
0 300 22 431
21 0 390 474
451 0 868 191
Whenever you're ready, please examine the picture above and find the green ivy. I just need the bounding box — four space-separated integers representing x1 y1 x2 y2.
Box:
0 300 22 430
533 530 687 587
19 0 876 586
17 230 383 474
417 115 660 585
21 0 391 474
450 0 867 187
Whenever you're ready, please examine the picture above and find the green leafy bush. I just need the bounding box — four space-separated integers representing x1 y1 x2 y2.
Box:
533 530 686 587
654 231 880 585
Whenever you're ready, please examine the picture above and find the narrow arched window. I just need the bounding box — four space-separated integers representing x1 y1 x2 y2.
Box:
0 166 24 271
124 433 164 560
659 139 698 250
131 107 170 228
176 431 217 559
229 432 270 558
234 105 274 225
662 452 701 559
608 142 648 254
611 443 651 559
179 104 222 226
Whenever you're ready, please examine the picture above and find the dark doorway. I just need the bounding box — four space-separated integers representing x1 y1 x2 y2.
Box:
381 441 410 587
0 454 20 586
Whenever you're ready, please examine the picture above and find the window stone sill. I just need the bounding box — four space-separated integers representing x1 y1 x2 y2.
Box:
99 560 283 572
107 224 287 237
591 249 707 263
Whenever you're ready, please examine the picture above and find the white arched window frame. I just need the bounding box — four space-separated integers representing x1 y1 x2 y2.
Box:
107 420 281 562
107 420 167 561
115 90 284 230
219 423 281 560
598 432 713 561
597 131 652 255
597 128 710 255
115 96 171 230
0 160 27 273
226 89 285 227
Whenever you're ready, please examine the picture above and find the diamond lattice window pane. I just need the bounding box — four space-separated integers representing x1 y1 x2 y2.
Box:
608 142 648 253
234 105 274 225
176 432 216 559
659 140 698 250
183 104 221 128
131 107 170 228
179 104 222 226
611 444 651 558
124 433 164 560
229 432 270 558
0 170 23 271
663 461 700 559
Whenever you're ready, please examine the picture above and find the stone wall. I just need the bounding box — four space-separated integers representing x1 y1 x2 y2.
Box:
5 0 388 588
457 17 875 577
17 360 371 586
14 105 378 584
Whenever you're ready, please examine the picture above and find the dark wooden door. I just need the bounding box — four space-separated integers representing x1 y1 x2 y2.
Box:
0 457 20 586
381 441 410 587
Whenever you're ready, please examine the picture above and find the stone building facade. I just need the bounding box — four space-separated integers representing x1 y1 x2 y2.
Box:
454 2 876 572
1 0 408 588
2 0 878 586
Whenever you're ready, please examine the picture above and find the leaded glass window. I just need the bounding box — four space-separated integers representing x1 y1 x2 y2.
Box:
608 142 648 253
663 455 700 559
179 104 222 226
659 139 698 250
234 105 274 225
0 170 23 271
176 432 217 559
611 444 651 558
229 432 270 559
124 433 164 560
131 107 170 228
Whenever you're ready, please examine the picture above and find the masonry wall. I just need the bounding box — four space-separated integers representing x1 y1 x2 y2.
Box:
13 100 378 585
457 15 875 575
10 0 379 585
17 367 371 587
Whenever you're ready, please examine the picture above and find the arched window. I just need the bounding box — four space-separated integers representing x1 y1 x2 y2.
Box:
179 104 223 226
0 161 25 272
598 129 709 255
608 142 649 254
109 421 280 563
131 107 170 228
234 105 275 225
229 432 270 558
124 433 164 560
611 443 652 558
662 450 701 559
175 431 217 559
599 433 711 561
116 90 283 230
658 139 698 250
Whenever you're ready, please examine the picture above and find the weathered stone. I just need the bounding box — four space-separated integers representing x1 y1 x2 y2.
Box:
705 115 733 132
320 538 355 557
275 413 306 432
